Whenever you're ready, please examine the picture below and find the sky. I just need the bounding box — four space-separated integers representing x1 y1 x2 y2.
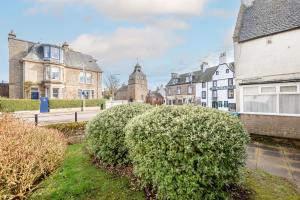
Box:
0 0 241 90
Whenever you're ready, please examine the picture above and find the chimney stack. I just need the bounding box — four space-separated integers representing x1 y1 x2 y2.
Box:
171 73 178 78
201 62 209 71
62 41 69 50
219 52 227 65
8 30 16 39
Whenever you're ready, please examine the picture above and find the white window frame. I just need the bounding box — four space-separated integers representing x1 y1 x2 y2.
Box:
188 85 192 94
52 88 60 99
86 72 92 84
177 87 181 95
80 72 85 83
240 83 300 117
51 67 60 81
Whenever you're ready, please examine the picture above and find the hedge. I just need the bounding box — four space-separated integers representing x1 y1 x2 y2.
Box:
0 115 66 199
86 103 153 165
0 99 105 112
49 99 105 109
0 98 40 112
45 121 87 137
125 106 250 199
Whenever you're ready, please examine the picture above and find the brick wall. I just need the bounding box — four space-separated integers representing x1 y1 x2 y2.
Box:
240 114 300 139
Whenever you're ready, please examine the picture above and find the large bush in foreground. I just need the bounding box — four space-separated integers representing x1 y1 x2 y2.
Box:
125 106 250 199
86 103 153 165
0 115 66 199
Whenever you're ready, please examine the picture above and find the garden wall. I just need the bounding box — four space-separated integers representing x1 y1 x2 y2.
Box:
240 114 300 139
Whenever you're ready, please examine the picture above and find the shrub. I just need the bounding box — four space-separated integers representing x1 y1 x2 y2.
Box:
125 106 250 200
45 122 87 137
86 103 153 165
0 99 40 112
0 115 66 199
49 99 105 109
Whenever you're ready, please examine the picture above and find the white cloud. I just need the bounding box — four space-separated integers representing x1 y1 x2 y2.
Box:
71 26 183 64
27 0 208 20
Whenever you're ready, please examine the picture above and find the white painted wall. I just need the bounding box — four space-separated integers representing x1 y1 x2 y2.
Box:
234 29 300 81
195 63 236 111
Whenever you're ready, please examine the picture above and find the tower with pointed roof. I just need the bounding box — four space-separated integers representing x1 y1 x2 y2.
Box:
127 63 148 102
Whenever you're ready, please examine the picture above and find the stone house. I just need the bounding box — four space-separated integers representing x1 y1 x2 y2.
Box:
115 63 148 102
165 72 195 105
166 53 236 112
146 91 165 106
234 0 300 139
8 31 103 99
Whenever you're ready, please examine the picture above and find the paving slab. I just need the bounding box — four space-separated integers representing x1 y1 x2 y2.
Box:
247 142 300 189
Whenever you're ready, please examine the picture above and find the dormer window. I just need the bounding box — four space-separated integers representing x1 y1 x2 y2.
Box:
51 47 60 59
43 46 50 59
42 45 62 61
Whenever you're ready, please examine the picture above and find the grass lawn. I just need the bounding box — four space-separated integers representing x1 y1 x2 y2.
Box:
245 170 300 200
29 144 145 200
30 143 300 200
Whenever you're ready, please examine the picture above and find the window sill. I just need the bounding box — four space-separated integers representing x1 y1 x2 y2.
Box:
241 112 300 117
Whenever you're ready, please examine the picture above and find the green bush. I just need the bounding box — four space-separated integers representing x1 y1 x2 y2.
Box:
45 122 87 137
86 103 153 165
49 99 105 109
125 106 250 200
0 99 40 112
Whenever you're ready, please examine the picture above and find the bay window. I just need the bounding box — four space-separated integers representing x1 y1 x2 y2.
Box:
242 83 300 115
52 88 59 98
188 85 192 94
177 87 181 95
51 67 60 80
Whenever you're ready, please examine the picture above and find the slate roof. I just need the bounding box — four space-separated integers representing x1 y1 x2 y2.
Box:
23 43 102 72
166 62 234 86
147 91 164 99
129 63 146 79
234 0 300 42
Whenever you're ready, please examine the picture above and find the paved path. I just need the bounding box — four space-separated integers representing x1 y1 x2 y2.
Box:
247 142 300 189
17 110 100 125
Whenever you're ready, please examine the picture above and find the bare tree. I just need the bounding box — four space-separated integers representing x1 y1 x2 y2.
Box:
104 74 120 99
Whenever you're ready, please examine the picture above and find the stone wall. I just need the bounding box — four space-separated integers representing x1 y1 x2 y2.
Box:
240 114 300 139
64 67 102 99
127 79 148 102
9 38 34 99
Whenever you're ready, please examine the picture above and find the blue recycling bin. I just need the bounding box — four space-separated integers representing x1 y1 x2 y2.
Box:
40 97 49 113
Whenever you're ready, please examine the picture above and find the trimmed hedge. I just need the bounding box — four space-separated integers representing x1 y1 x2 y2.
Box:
0 99 40 112
49 99 105 109
125 106 250 199
45 122 87 137
86 103 153 165
0 98 105 112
